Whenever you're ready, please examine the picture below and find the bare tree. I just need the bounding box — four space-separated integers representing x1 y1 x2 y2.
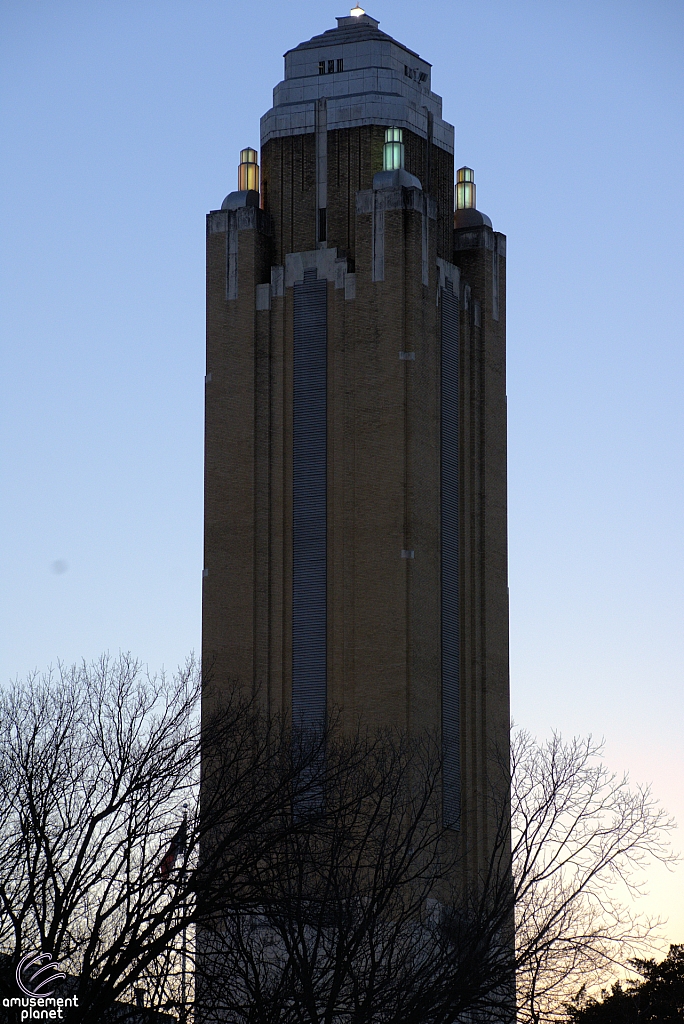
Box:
197 728 516 1024
0 659 676 1024
197 728 677 1024
509 730 678 1024
0 655 330 1023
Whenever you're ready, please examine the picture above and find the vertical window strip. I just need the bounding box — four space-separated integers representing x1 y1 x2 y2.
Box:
441 282 460 828
292 271 328 733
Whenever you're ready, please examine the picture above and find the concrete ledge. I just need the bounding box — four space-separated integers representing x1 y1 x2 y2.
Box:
436 257 460 294
373 168 422 190
207 206 272 236
256 283 271 310
285 247 349 288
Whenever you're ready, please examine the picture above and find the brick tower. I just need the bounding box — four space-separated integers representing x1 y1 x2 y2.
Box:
202 9 509 873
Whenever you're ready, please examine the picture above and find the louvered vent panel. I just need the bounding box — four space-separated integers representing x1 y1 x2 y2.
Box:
441 282 461 829
292 271 327 731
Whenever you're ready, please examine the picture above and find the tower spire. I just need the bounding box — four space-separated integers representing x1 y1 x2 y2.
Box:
456 166 475 210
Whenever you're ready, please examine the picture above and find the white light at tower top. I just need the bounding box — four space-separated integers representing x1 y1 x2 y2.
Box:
350 6 365 15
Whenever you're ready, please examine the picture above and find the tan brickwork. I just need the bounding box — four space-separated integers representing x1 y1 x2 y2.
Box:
202 210 272 714
454 225 510 878
262 127 453 266
203 127 509 884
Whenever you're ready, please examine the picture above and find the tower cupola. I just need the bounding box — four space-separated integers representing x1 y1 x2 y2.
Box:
456 166 475 210
383 127 405 171
454 166 492 228
238 148 259 193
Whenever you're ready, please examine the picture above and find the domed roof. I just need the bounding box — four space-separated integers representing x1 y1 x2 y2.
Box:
221 190 260 211
373 168 422 191
454 207 492 229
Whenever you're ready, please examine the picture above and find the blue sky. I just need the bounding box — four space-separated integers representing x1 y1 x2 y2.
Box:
1 0 683 945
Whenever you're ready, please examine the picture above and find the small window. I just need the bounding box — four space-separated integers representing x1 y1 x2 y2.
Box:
419 71 427 83
337 58 344 72
328 59 335 74
318 61 325 75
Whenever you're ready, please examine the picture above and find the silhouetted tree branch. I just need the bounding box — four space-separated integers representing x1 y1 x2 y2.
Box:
197 728 516 1024
509 730 678 1023
564 943 684 1022
0 656 331 1023
0 661 676 1024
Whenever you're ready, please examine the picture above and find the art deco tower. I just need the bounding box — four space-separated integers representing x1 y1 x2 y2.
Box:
203 9 509 868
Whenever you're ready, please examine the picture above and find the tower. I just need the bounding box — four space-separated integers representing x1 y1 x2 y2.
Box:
202 9 509 875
